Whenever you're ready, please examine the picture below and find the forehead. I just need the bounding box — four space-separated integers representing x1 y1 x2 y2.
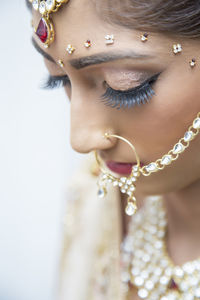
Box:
32 0 172 60
32 0 115 51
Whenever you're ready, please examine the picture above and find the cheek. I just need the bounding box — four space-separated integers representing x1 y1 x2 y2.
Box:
148 71 200 158
122 68 200 163
117 69 200 194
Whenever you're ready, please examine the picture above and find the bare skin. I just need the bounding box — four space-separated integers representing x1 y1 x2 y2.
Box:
31 0 200 298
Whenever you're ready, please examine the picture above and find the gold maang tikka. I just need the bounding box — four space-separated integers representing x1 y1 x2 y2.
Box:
95 112 200 216
29 0 70 48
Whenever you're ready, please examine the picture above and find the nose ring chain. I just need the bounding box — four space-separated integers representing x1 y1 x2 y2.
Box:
94 112 200 216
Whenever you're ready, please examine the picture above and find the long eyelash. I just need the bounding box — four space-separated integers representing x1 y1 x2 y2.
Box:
100 72 160 110
42 75 70 89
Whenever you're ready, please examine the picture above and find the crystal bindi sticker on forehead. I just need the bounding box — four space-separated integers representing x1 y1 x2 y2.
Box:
30 0 70 48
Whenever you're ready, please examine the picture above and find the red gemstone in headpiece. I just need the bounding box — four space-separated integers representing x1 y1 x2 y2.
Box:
36 18 48 43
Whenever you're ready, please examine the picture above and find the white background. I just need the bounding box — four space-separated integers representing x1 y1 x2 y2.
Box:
0 1 83 299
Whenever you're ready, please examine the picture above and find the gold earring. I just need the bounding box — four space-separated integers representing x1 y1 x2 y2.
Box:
94 133 141 216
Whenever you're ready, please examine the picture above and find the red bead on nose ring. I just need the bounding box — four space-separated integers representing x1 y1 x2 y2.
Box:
94 133 141 216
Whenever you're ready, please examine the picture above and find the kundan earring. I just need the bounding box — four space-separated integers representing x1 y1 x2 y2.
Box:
94 133 141 216
29 0 70 48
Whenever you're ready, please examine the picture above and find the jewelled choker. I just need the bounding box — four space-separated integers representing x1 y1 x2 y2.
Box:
120 197 200 300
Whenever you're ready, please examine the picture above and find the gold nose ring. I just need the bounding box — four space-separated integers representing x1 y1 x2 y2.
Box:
94 132 141 216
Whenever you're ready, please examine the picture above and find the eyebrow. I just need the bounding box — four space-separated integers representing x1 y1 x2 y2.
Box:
70 52 155 69
32 37 155 69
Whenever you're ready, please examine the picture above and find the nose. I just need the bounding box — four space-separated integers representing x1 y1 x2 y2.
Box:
70 127 117 153
69 89 117 154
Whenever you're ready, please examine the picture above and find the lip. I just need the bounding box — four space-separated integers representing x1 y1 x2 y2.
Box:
106 161 143 175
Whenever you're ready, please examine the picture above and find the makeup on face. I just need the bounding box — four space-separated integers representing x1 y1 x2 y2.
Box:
104 68 155 91
106 161 145 175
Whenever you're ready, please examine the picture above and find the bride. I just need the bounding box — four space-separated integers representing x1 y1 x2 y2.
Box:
27 0 200 299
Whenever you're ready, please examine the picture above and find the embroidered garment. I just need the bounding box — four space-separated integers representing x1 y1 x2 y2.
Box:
58 157 126 300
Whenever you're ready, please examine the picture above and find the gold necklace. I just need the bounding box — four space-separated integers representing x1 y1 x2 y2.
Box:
120 197 200 300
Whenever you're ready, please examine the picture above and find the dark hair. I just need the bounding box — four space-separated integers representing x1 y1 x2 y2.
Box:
94 0 200 39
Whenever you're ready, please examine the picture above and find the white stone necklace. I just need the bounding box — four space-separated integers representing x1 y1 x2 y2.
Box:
120 196 200 300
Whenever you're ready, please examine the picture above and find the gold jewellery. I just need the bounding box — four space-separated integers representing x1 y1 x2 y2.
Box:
105 34 115 45
29 0 69 48
95 133 140 216
172 44 182 54
66 44 76 54
190 58 196 68
95 112 200 216
141 33 148 42
121 196 200 299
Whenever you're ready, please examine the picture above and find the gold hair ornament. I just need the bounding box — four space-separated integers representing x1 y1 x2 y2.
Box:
29 0 69 48
95 112 200 216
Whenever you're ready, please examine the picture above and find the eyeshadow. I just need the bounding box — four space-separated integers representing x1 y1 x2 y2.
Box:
104 68 153 91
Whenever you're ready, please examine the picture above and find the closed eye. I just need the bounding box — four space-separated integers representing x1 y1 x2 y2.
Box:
100 72 161 109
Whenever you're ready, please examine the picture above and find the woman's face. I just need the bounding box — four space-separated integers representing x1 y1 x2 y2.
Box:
32 0 200 196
